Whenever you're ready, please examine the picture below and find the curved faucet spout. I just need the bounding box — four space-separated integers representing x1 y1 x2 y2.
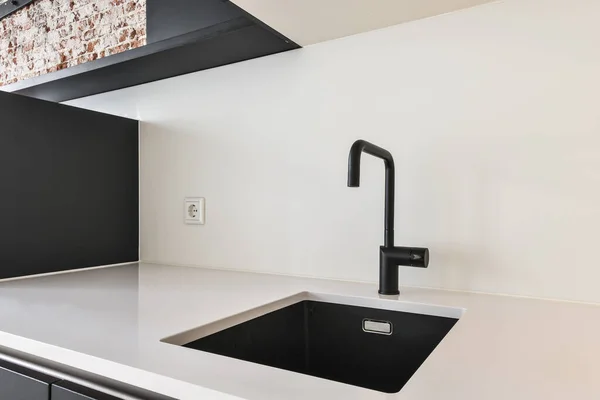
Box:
347 139 429 295
347 139 396 248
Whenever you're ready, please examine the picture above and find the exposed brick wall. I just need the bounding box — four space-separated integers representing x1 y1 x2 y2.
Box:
0 0 146 86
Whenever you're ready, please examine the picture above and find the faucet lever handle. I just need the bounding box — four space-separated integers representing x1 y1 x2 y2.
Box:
382 246 429 269
408 247 429 268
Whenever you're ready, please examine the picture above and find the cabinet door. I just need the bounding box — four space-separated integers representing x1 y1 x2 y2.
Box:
0 359 58 400
51 381 122 400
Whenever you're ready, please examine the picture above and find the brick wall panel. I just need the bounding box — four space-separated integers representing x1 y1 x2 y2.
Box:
0 0 146 86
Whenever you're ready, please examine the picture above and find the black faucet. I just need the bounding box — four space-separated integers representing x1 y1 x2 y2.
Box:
347 140 429 295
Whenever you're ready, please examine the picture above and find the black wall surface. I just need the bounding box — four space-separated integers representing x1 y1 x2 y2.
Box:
0 91 139 279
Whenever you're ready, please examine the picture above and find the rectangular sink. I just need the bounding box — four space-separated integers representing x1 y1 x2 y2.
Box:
162 292 463 393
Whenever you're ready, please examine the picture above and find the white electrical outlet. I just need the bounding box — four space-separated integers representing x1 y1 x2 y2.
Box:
184 197 205 225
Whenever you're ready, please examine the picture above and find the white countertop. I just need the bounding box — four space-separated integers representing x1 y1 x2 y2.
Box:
0 263 598 400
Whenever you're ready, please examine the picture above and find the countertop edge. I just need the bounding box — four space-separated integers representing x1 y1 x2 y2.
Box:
0 331 242 400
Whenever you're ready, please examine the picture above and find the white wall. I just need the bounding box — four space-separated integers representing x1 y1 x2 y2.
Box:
231 0 494 45
67 0 600 303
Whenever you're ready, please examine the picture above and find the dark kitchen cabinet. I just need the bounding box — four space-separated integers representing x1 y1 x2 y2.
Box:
51 381 122 400
51 380 175 400
0 356 175 400
0 359 58 400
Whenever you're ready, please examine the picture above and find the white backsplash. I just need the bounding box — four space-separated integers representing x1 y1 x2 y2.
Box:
67 0 600 303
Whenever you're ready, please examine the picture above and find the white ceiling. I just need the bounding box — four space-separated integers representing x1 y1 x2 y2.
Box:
232 0 496 46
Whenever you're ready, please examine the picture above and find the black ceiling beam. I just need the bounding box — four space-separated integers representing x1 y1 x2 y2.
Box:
1 1 299 102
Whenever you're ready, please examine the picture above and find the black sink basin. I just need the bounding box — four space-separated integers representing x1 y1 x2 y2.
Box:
183 300 458 393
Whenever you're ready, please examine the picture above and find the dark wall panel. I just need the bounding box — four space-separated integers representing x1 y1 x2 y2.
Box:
0 91 139 279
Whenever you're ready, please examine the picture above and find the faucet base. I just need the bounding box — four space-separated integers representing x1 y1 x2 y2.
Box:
379 247 400 295
379 246 429 296
378 289 400 296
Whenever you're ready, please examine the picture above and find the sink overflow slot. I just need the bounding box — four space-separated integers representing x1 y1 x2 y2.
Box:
362 319 393 335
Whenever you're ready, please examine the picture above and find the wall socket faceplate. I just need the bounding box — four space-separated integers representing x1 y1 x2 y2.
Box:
184 197 205 225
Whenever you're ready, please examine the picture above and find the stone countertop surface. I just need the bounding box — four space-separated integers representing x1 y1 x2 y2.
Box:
0 263 598 400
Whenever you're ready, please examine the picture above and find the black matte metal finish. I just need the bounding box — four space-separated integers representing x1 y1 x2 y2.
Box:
184 301 458 393
0 91 139 280
51 381 122 400
1 3 299 102
0 358 59 400
146 0 246 44
0 0 36 20
348 140 396 247
348 140 430 295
